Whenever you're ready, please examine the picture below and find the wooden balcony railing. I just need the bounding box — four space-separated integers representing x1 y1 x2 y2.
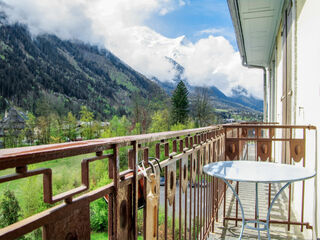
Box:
0 123 316 239
0 126 226 240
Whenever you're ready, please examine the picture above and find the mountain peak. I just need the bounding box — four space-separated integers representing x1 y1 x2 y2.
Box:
231 85 249 97
0 10 7 26
229 86 263 112
175 35 190 46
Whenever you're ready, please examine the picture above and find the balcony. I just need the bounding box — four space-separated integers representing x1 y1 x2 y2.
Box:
212 144 314 239
0 123 317 239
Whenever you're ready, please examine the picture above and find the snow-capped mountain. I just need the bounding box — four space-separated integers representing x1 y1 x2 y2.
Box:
117 25 262 102
153 57 263 112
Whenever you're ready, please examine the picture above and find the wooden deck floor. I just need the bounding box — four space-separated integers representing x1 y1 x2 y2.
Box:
208 144 313 240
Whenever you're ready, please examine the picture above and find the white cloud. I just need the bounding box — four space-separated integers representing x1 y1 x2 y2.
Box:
196 27 237 46
179 0 186 7
174 35 263 98
197 28 226 35
0 0 263 98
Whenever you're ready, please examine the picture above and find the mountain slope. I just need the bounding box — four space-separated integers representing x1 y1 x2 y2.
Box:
0 21 167 118
229 86 263 112
154 58 263 112
0 17 262 120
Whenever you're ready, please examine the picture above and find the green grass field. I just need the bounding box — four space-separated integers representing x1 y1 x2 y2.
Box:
214 108 228 113
91 232 108 240
0 153 96 198
91 232 144 240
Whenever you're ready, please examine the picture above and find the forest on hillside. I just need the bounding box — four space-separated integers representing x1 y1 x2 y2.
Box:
0 22 167 119
0 81 261 149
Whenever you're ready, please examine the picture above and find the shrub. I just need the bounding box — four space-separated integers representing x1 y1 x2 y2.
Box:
0 189 21 227
90 198 108 232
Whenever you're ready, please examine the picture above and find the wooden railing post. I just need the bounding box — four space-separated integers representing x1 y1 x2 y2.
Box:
112 144 134 240
130 142 139 240
42 202 90 240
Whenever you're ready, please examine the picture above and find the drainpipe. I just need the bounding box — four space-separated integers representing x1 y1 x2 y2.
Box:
263 68 267 122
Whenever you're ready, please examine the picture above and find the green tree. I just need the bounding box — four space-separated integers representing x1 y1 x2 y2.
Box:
36 116 50 144
131 92 151 133
35 94 51 117
171 81 189 124
191 87 213 127
65 112 78 141
170 121 195 131
92 120 103 139
3 126 18 148
131 122 141 135
80 106 94 122
102 116 130 138
49 113 64 143
23 112 36 145
149 109 170 133
80 106 94 139
0 190 21 227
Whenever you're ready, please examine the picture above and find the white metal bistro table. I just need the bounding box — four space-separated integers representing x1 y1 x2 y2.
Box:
203 161 316 240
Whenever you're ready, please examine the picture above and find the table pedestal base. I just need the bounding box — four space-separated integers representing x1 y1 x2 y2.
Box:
223 180 291 240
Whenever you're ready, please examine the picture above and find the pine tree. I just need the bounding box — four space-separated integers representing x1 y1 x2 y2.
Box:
0 190 21 227
171 81 189 124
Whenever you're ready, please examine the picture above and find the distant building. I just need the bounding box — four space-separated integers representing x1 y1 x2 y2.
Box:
0 108 26 135
0 108 26 147
225 118 235 123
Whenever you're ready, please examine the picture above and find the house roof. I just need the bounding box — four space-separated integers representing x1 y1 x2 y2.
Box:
0 108 26 130
227 0 284 67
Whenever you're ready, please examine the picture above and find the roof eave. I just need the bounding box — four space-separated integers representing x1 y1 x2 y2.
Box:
227 0 247 66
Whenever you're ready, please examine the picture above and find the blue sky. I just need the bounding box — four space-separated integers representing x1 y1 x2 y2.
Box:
147 0 238 49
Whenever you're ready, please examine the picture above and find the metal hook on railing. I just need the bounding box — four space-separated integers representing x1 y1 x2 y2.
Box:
148 157 162 174
138 157 162 182
138 161 151 182
147 161 156 174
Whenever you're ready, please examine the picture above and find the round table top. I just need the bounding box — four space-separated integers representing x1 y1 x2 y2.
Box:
203 161 316 183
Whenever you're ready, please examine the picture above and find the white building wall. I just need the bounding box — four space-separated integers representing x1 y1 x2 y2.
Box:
275 36 283 126
267 0 319 237
295 0 320 237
